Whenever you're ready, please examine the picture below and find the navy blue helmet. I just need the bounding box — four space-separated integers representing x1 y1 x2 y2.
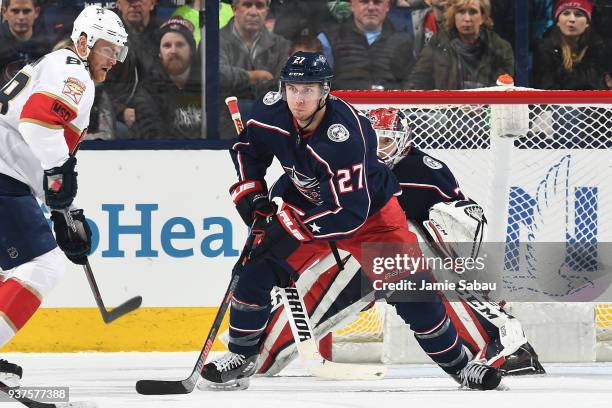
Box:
280 52 333 85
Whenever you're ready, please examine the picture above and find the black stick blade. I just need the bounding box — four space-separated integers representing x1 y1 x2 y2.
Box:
135 379 191 395
103 296 143 324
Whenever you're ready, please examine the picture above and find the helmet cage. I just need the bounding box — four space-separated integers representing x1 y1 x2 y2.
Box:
367 107 412 167
376 128 412 167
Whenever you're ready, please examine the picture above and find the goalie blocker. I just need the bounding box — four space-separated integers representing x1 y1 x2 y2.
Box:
246 145 544 377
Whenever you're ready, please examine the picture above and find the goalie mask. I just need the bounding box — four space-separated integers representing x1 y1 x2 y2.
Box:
367 107 412 168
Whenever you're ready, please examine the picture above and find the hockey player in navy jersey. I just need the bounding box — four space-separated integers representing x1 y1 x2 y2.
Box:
0 6 127 386
254 107 545 378
202 52 502 390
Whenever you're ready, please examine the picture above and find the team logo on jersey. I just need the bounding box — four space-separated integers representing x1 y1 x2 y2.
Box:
423 155 443 170
62 77 86 104
263 91 282 105
327 124 349 142
283 165 322 205
7 247 18 259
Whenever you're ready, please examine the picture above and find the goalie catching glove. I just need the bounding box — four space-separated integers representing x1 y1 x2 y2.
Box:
50 209 92 265
250 209 313 261
230 180 276 226
422 200 487 270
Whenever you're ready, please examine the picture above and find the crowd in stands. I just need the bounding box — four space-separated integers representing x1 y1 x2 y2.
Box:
0 0 611 140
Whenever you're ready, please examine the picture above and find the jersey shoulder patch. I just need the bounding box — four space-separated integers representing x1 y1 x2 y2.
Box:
263 91 282 106
423 154 443 170
327 123 349 142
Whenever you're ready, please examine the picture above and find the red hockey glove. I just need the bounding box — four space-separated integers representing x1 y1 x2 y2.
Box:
230 179 276 226
250 209 313 261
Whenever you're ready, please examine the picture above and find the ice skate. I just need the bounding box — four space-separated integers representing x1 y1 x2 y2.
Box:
452 361 502 390
200 352 257 391
501 342 546 376
0 359 22 388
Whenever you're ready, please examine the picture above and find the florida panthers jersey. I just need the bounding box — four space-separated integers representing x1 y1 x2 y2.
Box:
0 48 94 200
231 93 400 240
394 147 466 222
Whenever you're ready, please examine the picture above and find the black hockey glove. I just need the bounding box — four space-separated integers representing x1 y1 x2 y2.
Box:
43 156 78 209
230 179 276 226
250 209 313 261
50 209 92 265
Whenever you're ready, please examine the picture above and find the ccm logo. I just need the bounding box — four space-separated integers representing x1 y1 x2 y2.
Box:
278 210 307 241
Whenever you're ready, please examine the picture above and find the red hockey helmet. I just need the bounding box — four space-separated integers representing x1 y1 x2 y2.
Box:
366 107 412 168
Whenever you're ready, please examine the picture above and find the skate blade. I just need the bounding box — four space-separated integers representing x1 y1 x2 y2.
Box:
197 377 250 391
456 381 509 391
56 402 98 408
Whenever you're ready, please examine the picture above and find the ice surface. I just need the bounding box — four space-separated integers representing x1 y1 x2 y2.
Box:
3 352 612 408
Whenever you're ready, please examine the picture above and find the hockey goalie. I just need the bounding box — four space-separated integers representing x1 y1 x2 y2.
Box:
244 107 545 378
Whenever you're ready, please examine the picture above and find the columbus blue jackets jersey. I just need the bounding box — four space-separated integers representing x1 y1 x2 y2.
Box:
393 147 466 223
231 92 400 239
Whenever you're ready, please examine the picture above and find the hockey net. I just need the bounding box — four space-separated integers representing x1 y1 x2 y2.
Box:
327 88 612 363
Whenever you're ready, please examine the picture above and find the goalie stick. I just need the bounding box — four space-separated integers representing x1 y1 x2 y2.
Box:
0 381 96 408
279 286 387 380
62 210 142 324
135 235 255 395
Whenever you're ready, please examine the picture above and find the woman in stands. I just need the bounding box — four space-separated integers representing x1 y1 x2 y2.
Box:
407 0 514 90
533 0 610 90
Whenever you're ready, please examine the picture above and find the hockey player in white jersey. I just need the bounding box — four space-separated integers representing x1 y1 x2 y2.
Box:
0 5 127 386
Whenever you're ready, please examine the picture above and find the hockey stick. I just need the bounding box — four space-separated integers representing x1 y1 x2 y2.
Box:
62 210 142 324
135 235 255 395
279 287 387 380
225 96 244 134
82 259 142 324
0 380 96 408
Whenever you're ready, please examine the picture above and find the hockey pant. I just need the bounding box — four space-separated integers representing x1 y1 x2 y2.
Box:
228 197 468 374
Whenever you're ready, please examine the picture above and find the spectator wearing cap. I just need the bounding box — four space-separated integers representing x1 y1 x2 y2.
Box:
0 0 52 86
533 0 609 89
218 0 290 139
317 0 415 90
408 0 514 90
130 17 204 139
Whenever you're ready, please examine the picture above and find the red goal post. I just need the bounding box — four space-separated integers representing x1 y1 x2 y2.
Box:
321 88 612 364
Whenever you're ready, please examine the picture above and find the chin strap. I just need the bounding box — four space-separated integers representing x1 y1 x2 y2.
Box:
296 96 327 146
